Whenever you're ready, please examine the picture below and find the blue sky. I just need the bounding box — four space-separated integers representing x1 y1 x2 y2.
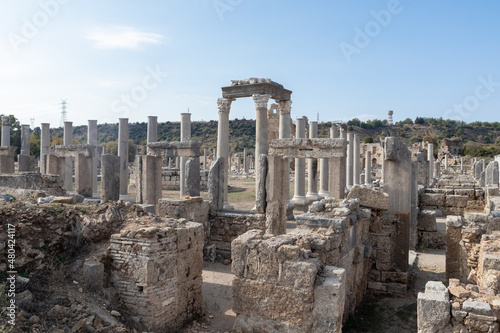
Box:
1 0 500 128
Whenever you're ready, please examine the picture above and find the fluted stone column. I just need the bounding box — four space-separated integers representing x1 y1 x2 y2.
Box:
253 94 271 210
365 151 372 187
180 113 191 197
292 117 309 210
278 100 294 216
118 118 129 195
353 134 360 185
147 116 158 144
1 116 10 147
64 121 73 192
428 143 434 184
217 98 233 209
41 123 50 174
306 121 320 201
87 120 98 195
20 124 30 155
346 132 354 189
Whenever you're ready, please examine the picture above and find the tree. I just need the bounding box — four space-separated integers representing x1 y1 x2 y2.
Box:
102 140 137 162
364 136 374 143
30 130 41 157
415 117 425 125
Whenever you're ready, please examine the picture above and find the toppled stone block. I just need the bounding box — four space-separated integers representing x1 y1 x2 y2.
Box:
417 281 450 333
347 185 389 210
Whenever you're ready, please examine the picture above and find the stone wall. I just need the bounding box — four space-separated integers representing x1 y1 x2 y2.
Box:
162 169 208 191
156 197 209 239
108 217 203 331
232 230 346 333
420 187 485 216
0 172 65 196
209 211 266 256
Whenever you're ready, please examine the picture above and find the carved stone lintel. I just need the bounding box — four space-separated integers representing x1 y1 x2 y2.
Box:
278 100 292 115
217 98 234 113
253 94 271 109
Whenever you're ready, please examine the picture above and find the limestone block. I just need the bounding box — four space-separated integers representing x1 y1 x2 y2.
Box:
486 161 499 186
346 185 389 210
417 281 450 333
445 195 468 208
417 209 437 232
83 261 104 292
311 266 345 333
420 193 445 207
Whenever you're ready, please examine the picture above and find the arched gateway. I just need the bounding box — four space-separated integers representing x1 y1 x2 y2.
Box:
216 78 292 209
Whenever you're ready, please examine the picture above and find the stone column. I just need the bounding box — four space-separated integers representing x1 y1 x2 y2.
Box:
353 134 360 186
461 157 464 174
217 98 233 209
427 143 434 184
329 155 346 200
1 116 10 147
118 118 129 195
444 154 448 170
383 137 412 272
243 148 248 177
64 121 73 192
291 117 309 210
365 151 372 187
20 124 30 156
278 100 293 216
180 113 191 197
147 116 158 144
101 154 120 201
346 132 354 189
75 154 93 197
253 94 271 210
306 121 320 201
88 120 98 195
41 123 50 174
204 148 208 171
340 127 346 139
330 126 339 139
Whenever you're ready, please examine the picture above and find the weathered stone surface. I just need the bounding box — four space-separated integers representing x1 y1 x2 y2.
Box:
208 157 224 212
0 172 64 196
312 266 346 333
83 261 103 292
347 185 389 210
417 209 437 232
384 137 411 161
255 154 267 214
486 161 499 186
101 154 120 201
185 157 200 197
417 281 450 333
448 285 471 298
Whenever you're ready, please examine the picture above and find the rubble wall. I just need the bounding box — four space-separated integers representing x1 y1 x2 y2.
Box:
0 172 65 196
420 187 485 216
108 218 203 331
162 169 208 191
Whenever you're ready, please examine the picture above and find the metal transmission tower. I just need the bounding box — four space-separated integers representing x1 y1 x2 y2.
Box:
60 99 68 127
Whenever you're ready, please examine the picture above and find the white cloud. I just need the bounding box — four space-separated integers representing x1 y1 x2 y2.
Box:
86 26 165 50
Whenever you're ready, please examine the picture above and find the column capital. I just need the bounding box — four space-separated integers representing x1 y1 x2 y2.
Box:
2 116 10 126
252 94 271 109
217 97 234 113
277 100 292 115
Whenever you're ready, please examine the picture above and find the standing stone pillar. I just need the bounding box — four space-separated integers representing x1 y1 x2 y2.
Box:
410 161 418 250
63 121 73 192
383 137 412 272
444 154 448 170
18 124 33 172
306 121 320 201
278 100 293 217
365 151 372 187
346 132 354 189
319 126 338 197
75 154 93 197
101 154 120 201
1 116 10 147
353 134 360 186
243 148 248 178
340 127 346 139
461 157 464 174
147 116 158 144
291 117 309 210
20 124 29 156
180 113 191 197
428 143 434 184
217 98 234 209
253 94 271 210
329 155 346 200
88 120 98 195
41 123 50 174
435 161 441 178
118 118 129 195
204 148 208 171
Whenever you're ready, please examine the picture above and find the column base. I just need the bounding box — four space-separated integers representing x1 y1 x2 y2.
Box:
223 202 234 210
291 196 309 213
318 190 329 198
286 201 295 220
306 192 322 202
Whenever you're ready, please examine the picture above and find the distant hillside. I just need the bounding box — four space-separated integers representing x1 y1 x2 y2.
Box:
44 117 500 157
